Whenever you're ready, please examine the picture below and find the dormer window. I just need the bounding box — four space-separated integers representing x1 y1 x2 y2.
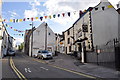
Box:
102 6 105 10
95 7 98 11
67 30 70 35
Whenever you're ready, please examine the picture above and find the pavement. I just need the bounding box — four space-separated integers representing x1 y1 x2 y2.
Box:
43 53 120 80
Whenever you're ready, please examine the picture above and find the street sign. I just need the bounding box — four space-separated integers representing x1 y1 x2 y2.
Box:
82 24 88 32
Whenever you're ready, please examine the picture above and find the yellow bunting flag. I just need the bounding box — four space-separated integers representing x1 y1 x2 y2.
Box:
83 10 87 13
107 5 113 8
49 15 51 19
10 19 13 22
36 17 38 19
19 19 23 22
14 29 16 31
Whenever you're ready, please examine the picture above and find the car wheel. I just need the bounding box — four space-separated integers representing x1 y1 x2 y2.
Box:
41 56 44 60
13 54 15 56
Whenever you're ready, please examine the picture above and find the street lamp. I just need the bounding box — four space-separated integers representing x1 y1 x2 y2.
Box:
45 23 48 50
30 22 34 57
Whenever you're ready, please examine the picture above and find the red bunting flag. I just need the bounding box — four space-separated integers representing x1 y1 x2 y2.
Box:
4 19 6 22
31 17 34 21
62 13 65 17
45 16 47 19
80 10 83 14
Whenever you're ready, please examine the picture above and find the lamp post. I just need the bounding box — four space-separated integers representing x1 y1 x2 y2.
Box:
30 22 34 57
82 23 88 63
45 23 48 50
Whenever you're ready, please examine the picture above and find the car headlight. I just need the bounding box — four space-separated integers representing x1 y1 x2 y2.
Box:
42 54 47 57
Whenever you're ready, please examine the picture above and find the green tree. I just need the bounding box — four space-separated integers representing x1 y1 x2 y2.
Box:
18 42 24 51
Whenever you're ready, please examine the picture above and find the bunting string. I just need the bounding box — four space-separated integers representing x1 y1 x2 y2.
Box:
2 5 114 23
2 22 25 32
13 34 24 36
0 5 114 23
2 10 85 23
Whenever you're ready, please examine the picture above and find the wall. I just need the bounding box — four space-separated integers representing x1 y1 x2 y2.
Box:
31 22 55 56
118 14 120 41
91 2 119 47
74 11 93 52
86 2 119 65
64 27 74 54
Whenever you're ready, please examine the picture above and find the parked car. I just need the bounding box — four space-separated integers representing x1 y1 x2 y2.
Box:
37 50 53 59
32 53 38 58
8 50 15 56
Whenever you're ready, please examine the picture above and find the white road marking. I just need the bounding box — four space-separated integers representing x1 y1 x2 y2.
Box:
25 68 28 73
28 68 31 73
25 68 31 73
40 67 49 71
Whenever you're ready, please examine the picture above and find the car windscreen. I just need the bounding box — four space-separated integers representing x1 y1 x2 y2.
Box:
38 51 41 53
10 50 14 52
42 51 48 53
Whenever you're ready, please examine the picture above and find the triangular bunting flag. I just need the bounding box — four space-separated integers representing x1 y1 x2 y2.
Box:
23 18 26 21
53 15 56 18
16 19 18 22
27 18 30 20
19 19 22 22
49 15 51 19
45 16 47 19
4 19 6 22
40 17 43 21
107 5 113 8
14 29 16 31
62 13 65 17
10 19 13 22
68 12 70 17
58 14 60 17
13 19 15 23
80 10 83 14
31 17 34 21
36 17 38 19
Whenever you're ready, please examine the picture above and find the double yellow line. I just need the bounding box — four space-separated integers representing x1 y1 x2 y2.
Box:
33 58 98 80
10 57 27 80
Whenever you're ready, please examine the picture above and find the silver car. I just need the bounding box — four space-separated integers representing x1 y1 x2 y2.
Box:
37 50 53 59
8 50 15 56
32 53 38 58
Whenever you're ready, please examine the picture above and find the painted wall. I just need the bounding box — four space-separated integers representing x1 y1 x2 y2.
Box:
63 27 74 54
29 22 55 56
91 2 119 47
74 11 93 52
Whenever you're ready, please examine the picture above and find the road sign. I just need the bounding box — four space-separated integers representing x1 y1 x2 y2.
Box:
82 24 88 32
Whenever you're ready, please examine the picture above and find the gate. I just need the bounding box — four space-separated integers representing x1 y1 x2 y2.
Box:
115 42 120 71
